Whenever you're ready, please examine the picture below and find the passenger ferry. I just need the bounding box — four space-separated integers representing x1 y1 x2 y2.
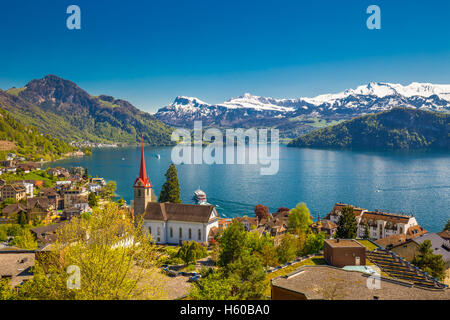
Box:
193 188 207 204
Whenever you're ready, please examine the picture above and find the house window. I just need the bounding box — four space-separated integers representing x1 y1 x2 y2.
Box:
157 227 160 236
147 189 149 195
148 226 151 234
189 228 192 239
198 229 201 240
399 227 403 233
170 228 173 237
179 227 182 238
138 189 141 197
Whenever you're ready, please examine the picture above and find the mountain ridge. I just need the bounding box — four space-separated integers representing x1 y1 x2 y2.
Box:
154 82 450 138
288 108 450 150
0 75 174 145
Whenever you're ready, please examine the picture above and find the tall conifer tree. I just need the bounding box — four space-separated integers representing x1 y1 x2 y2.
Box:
158 163 181 203
335 206 357 239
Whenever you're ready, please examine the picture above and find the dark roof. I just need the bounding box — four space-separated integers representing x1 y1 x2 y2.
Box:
375 234 408 248
30 222 67 236
412 233 450 263
325 239 365 248
26 197 53 210
271 265 450 300
2 203 27 216
143 202 218 223
437 230 450 241
41 188 59 197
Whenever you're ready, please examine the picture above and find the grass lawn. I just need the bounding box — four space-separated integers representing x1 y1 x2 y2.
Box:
1 171 52 182
265 256 326 296
357 240 379 251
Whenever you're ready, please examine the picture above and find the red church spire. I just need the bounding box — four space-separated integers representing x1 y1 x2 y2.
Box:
134 137 152 187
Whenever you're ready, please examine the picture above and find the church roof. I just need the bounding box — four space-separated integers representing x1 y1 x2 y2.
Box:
134 139 152 188
143 202 219 223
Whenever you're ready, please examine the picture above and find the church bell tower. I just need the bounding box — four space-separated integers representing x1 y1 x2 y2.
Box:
133 139 156 219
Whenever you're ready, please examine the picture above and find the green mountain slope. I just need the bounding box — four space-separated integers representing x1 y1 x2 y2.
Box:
0 75 173 145
288 108 449 150
0 108 77 161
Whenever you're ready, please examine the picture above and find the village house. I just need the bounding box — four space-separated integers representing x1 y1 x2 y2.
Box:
69 166 85 176
218 218 233 231
389 233 450 269
47 167 70 179
63 188 88 208
325 203 424 241
358 211 421 240
61 207 82 220
324 239 366 267
1 203 27 223
17 162 40 173
90 177 106 186
438 230 450 242
88 183 102 194
0 184 27 201
26 197 55 224
40 187 64 210
234 216 259 231
30 222 67 247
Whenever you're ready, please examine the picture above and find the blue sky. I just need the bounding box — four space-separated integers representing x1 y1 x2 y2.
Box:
0 0 449 112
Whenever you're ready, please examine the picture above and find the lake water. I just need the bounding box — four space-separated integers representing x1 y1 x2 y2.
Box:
46 146 450 233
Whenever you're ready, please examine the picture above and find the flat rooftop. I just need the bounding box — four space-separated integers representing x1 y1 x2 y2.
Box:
324 239 365 248
271 265 450 300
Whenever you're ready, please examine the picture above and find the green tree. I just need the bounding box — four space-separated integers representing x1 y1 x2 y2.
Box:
103 181 117 200
335 206 357 239
7 224 22 237
189 270 238 300
0 228 7 242
158 164 181 203
88 192 98 208
277 233 298 263
412 240 446 281
304 232 325 255
218 222 248 268
444 219 450 231
0 279 15 300
362 222 370 239
17 212 28 227
190 221 268 300
15 204 167 300
1 198 16 209
177 241 207 265
83 167 89 180
10 229 37 250
288 202 313 233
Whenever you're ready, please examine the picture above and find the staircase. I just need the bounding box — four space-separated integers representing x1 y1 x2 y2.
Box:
367 249 447 289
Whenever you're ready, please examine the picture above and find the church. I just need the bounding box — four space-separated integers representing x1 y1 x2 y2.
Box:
133 142 219 245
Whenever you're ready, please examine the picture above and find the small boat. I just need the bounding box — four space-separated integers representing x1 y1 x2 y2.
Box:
122 157 125 161
193 188 207 204
156 154 161 159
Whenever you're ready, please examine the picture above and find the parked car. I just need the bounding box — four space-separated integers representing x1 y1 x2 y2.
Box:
188 275 202 282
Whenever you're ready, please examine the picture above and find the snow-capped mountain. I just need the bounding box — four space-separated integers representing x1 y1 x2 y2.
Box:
154 82 450 131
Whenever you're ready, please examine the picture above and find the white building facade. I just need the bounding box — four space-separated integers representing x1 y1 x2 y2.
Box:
142 202 219 245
